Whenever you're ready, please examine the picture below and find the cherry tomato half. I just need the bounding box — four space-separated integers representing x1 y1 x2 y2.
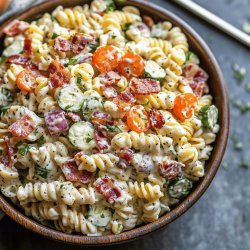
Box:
173 93 198 120
117 52 144 79
92 45 120 73
16 69 36 93
126 105 150 133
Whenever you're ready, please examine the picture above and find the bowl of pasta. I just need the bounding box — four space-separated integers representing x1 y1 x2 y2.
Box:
0 0 229 245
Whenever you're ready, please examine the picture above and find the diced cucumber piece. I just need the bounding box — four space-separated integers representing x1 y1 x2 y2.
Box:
185 51 200 65
68 121 96 151
143 60 166 79
168 177 192 199
58 84 84 112
82 90 103 119
198 105 218 129
87 205 112 227
3 38 24 57
0 88 14 107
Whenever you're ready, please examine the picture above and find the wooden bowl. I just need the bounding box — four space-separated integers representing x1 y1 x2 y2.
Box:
0 0 229 245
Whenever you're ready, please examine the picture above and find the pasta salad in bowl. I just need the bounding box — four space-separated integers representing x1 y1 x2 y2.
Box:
0 0 229 244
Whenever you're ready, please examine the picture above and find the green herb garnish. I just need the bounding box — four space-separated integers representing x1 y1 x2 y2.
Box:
239 158 249 169
18 169 28 186
86 136 93 143
198 105 218 129
245 83 250 93
35 165 50 179
0 56 6 65
65 58 77 67
89 38 99 53
233 64 246 82
36 135 45 147
77 73 82 84
106 124 122 132
52 33 59 39
105 1 116 13
231 133 243 150
18 144 31 156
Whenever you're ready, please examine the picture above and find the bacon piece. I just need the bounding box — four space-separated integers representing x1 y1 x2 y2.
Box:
8 114 36 138
92 111 112 126
130 77 160 95
71 33 94 54
49 60 71 88
149 108 165 129
3 19 29 36
6 55 30 65
183 63 209 97
94 176 121 204
101 85 117 99
99 71 121 85
158 160 184 180
65 112 82 122
61 159 92 184
54 38 71 52
113 89 136 112
44 109 69 135
94 129 110 153
24 38 32 56
142 15 155 28
0 136 15 167
117 148 134 169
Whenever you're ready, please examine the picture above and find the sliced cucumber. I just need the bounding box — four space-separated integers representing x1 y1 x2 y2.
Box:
87 205 112 227
81 90 103 119
3 38 24 57
198 105 218 129
143 60 166 80
0 88 14 107
68 121 96 151
58 84 84 112
168 177 192 199
185 51 200 65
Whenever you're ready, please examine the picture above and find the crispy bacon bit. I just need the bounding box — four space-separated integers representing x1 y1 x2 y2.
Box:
113 89 136 112
3 19 29 36
117 148 134 169
65 112 82 122
101 86 117 99
149 108 165 129
6 55 30 65
44 109 69 135
0 136 15 167
71 33 94 54
94 129 110 153
130 77 160 95
61 159 92 184
8 114 36 138
24 38 32 56
92 111 112 126
54 38 71 52
159 160 184 180
49 60 71 88
99 71 121 85
142 15 155 28
94 176 121 204
183 63 209 97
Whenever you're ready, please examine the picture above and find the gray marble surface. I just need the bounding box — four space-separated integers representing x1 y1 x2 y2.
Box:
0 0 250 249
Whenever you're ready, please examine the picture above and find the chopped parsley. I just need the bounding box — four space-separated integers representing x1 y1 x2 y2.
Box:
18 144 31 156
105 1 116 13
35 135 45 147
239 158 249 169
233 64 246 82
35 165 50 179
86 136 94 143
105 124 122 132
231 133 243 150
245 83 250 93
0 56 6 65
0 106 9 116
232 99 250 113
64 104 74 110
77 73 82 84
89 38 99 53
65 58 77 67
52 33 59 39
123 23 132 32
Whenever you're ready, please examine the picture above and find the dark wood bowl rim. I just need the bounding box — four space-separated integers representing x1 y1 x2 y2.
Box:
0 0 229 245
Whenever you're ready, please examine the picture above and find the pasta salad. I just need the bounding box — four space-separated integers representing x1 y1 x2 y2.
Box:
0 0 219 235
